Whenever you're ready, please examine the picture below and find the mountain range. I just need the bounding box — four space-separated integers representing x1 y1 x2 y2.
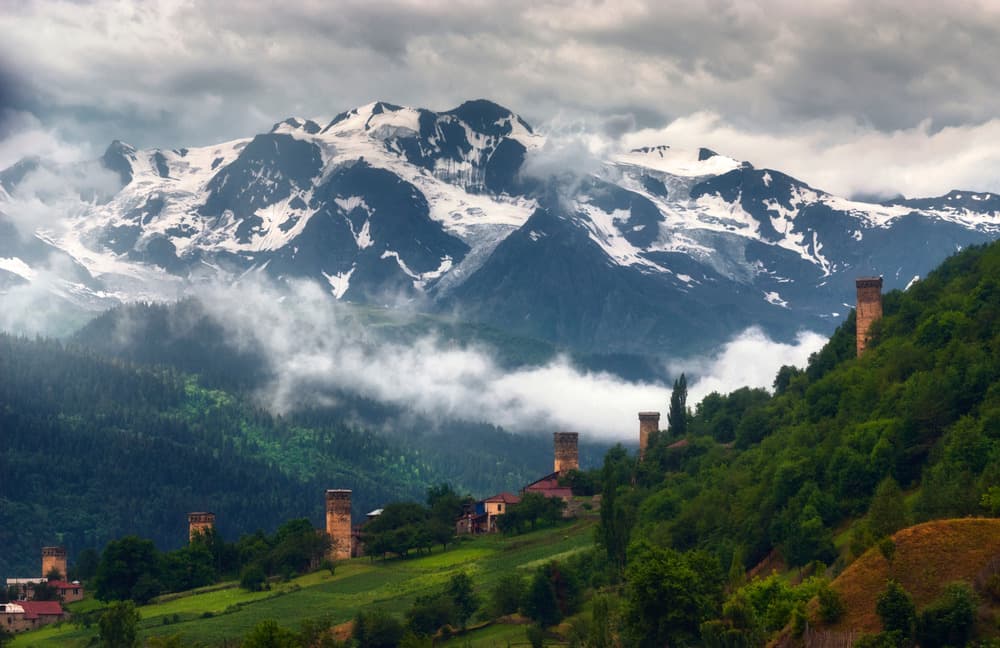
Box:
2 99 999 356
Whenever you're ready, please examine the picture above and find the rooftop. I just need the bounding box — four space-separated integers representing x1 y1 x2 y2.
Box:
18 600 64 619
483 492 522 504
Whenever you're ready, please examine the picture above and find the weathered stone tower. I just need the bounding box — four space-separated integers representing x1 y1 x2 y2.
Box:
638 411 660 459
41 546 67 579
856 277 883 356
188 512 216 542
553 432 579 475
325 489 352 561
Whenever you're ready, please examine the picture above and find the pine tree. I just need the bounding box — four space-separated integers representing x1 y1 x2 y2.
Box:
668 373 688 437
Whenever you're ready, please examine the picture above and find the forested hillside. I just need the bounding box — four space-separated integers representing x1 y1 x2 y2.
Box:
586 241 1000 645
0 335 574 580
625 241 1000 570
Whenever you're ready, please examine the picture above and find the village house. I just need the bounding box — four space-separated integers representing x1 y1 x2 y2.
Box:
1 600 67 634
522 472 574 500
456 492 521 535
1 602 30 634
46 580 84 603
2 546 78 633
456 431 585 535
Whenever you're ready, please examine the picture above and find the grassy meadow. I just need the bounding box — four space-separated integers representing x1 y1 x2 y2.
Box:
10 519 596 647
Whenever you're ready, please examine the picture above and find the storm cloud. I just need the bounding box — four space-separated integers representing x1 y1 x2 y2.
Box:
2 1 1000 197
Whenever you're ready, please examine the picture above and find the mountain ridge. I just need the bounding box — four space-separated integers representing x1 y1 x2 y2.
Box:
2 99 999 356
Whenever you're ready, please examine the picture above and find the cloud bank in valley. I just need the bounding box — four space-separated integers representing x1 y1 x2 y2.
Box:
193 278 826 441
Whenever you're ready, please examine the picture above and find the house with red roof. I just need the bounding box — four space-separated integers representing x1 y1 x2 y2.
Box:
20 600 66 628
522 472 574 500
1 600 67 633
46 580 84 603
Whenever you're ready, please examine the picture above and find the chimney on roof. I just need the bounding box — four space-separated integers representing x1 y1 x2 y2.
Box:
856 277 883 356
553 432 579 475
325 489 352 561
639 412 660 459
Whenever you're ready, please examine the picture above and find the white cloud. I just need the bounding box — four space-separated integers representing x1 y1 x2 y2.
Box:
190 277 825 441
1 158 121 237
0 111 89 168
0 253 96 336
675 327 827 404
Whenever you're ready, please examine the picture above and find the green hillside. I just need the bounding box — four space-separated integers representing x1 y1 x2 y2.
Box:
578 240 1000 646
0 334 578 580
10 519 597 647
630 240 1000 571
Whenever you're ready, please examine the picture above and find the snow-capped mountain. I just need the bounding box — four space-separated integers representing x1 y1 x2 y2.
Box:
2 99 999 355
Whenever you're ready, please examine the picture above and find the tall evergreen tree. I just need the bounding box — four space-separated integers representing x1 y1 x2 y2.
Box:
668 373 688 436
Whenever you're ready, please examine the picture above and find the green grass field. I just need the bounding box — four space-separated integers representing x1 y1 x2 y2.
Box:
11 519 596 647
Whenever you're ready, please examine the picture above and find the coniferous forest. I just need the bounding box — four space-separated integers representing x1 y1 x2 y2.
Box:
0 328 599 580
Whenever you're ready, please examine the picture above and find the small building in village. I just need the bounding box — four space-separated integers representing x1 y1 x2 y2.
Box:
0 600 67 634
3 546 79 633
1 603 30 634
5 578 85 604
46 580 84 604
456 492 521 535
523 472 574 500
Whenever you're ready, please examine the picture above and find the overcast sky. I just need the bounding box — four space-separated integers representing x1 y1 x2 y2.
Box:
2 0 1000 198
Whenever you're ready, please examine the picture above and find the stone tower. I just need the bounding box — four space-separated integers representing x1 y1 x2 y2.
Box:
553 432 579 474
638 411 660 459
41 546 67 579
856 277 883 356
188 512 216 542
325 489 352 561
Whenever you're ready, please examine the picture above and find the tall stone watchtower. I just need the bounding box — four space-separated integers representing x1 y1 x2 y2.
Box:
638 411 661 459
325 489 352 561
41 546 67 579
856 277 883 356
553 432 579 475
188 512 216 542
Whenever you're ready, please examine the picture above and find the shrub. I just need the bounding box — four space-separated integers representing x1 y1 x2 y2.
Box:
818 583 846 624
241 619 299 648
446 572 479 628
240 564 266 592
526 624 546 648
914 582 977 648
489 573 525 616
875 580 915 640
354 609 405 648
405 594 454 637
98 601 140 648
791 601 808 637
854 630 905 648
878 537 896 564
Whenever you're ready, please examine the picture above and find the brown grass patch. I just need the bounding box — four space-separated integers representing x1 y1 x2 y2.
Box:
818 518 1000 634
332 620 354 642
